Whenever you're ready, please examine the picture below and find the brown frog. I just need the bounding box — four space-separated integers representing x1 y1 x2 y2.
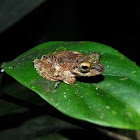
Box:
33 50 104 85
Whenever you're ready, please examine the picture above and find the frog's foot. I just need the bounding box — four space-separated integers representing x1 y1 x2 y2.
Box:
54 81 60 88
63 77 76 85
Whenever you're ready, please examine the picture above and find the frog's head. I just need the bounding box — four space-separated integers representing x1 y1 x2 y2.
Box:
74 52 104 76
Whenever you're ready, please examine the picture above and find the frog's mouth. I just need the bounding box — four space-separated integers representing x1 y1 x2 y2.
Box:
78 70 103 77
73 64 104 77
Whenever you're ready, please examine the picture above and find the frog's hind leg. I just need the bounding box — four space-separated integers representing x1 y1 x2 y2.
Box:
33 59 61 82
41 72 58 81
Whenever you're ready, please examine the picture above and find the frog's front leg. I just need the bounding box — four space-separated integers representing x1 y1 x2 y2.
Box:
63 77 76 85
62 70 76 85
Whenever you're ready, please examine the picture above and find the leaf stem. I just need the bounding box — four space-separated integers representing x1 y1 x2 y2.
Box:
98 128 132 140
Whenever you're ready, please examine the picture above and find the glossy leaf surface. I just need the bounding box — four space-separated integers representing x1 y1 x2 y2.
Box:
2 41 140 130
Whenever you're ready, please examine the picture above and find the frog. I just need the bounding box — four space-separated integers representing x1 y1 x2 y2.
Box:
33 50 104 85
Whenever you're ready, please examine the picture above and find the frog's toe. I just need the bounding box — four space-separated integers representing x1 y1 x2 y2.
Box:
63 77 76 85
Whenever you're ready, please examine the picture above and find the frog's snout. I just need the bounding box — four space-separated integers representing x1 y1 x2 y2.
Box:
95 64 104 72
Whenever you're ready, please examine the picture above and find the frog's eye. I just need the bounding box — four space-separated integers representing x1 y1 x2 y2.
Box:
79 62 90 73
89 52 100 60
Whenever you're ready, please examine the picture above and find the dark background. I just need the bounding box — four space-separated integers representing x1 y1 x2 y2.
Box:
0 0 139 65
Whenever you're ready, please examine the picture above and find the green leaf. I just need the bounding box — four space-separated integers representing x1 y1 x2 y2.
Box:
1 41 140 130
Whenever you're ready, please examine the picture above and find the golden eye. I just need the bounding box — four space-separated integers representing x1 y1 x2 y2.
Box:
79 62 90 73
81 62 90 67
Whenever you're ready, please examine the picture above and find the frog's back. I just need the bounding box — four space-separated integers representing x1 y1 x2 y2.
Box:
44 50 82 63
